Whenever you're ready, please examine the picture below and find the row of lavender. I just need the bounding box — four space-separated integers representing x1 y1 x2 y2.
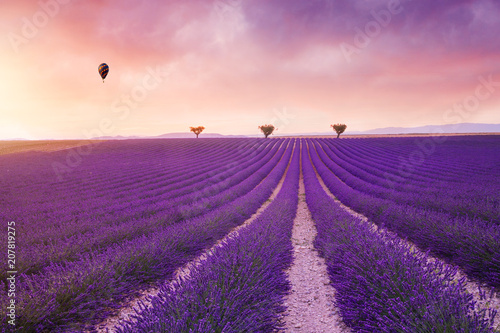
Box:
0 139 293 331
2 139 269 229
318 136 499 223
2 139 285 280
1 139 275 245
1 140 244 244
114 141 300 332
302 141 497 332
308 136 500 290
336 136 496 182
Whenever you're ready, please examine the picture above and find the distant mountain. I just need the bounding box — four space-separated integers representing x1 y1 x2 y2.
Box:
274 123 500 137
349 123 500 135
155 132 247 139
92 132 248 140
92 135 143 140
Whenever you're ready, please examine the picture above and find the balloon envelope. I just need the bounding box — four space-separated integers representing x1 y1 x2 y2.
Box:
98 63 109 81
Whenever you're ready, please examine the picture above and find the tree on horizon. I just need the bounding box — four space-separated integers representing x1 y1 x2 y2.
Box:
258 124 276 138
331 124 347 138
190 126 205 138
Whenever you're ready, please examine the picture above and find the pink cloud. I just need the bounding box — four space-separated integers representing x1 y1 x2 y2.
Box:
1 0 499 139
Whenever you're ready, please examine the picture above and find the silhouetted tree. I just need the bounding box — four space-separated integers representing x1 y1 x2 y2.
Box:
190 126 205 138
331 124 347 138
258 124 276 138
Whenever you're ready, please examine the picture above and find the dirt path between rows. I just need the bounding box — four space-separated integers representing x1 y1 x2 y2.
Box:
281 169 350 332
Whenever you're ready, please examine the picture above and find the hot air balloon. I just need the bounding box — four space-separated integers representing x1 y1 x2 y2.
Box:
98 63 109 82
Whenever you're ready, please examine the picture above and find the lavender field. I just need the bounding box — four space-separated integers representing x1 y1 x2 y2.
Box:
1 136 499 332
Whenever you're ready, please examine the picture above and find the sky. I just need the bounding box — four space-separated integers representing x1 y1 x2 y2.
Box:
1 0 500 139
